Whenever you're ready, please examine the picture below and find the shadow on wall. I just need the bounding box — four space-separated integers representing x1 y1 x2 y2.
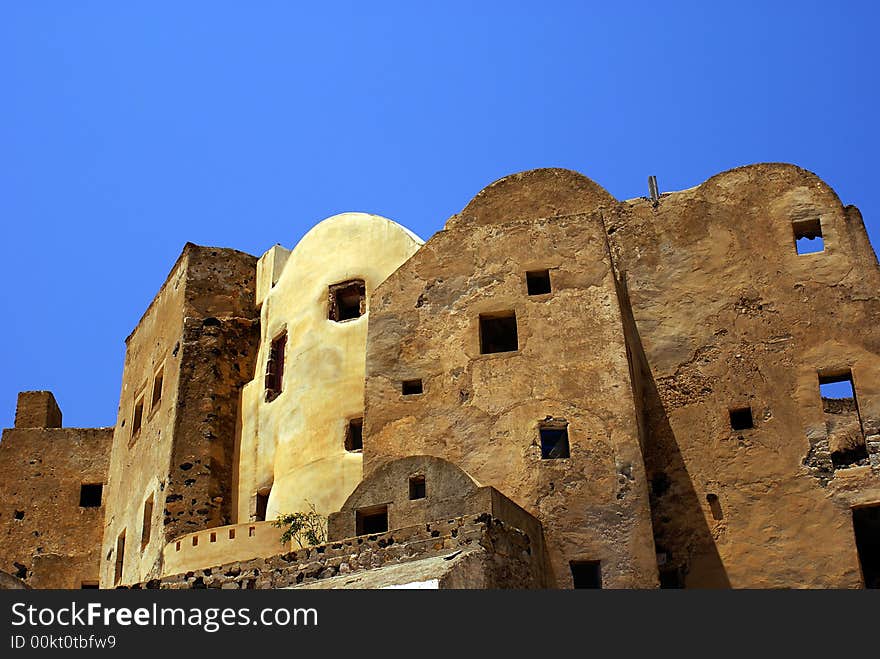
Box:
618 277 730 588
641 369 731 588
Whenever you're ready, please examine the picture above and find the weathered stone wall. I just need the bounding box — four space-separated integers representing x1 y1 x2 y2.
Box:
363 170 659 589
607 163 880 587
127 513 540 590
0 393 112 589
100 244 259 587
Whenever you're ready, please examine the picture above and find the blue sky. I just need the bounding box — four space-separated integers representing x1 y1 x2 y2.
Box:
0 2 877 429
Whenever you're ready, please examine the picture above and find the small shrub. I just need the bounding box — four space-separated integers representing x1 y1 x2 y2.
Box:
272 501 327 548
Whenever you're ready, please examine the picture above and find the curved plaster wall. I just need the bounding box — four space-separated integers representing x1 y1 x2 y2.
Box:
237 212 423 523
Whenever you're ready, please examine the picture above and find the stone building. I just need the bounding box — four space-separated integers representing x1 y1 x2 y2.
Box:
0 163 878 589
0 392 112 588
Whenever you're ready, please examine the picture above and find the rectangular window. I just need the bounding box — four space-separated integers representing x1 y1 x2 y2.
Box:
79 483 103 508
141 495 153 549
329 280 366 322
345 417 364 451
132 396 144 436
114 531 126 585
853 504 880 588
539 420 570 459
526 269 552 295
265 333 286 401
254 490 270 522
729 406 754 431
409 475 426 500
151 367 164 410
479 311 518 354
80 581 99 589
793 218 824 255
819 370 867 469
570 560 602 588
402 379 423 396
356 505 389 535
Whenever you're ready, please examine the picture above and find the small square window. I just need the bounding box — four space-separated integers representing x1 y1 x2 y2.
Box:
356 505 389 535
254 491 270 521
409 475 426 500
539 421 570 459
114 532 126 585
526 269 552 295
79 483 103 508
265 333 286 402
141 495 153 549
329 280 366 322
793 218 824 255
132 397 144 436
729 407 754 431
479 311 518 354
345 418 364 452
402 379 423 396
570 560 602 588
151 367 164 409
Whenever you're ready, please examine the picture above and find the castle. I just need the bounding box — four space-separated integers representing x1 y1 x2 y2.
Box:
1 164 878 589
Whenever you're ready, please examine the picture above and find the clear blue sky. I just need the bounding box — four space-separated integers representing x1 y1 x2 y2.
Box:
0 2 877 429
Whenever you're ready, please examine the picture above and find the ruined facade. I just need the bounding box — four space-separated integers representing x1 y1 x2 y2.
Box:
1 163 878 589
0 392 112 588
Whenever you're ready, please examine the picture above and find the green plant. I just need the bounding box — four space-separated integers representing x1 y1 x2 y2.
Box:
272 501 327 548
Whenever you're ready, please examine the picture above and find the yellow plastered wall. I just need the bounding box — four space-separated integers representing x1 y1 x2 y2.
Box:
237 212 422 523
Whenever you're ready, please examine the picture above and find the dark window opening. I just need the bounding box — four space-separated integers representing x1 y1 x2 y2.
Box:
345 417 364 452
659 567 683 588
114 532 126 585
706 493 723 520
210 532 216 543
793 218 824 255
479 312 518 354
853 505 880 588
329 280 366 322
570 560 602 589
820 371 868 469
526 269 552 295
265 333 286 402
356 505 388 535
192 535 198 547
254 490 270 522
79 483 103 508
151 368 163 409
540 421 570 459
409 475 426 500
729 407 754 431
402 379 423 396
141 496 153 549
132 397 144 436
229 528 236 540
81 582 99 589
